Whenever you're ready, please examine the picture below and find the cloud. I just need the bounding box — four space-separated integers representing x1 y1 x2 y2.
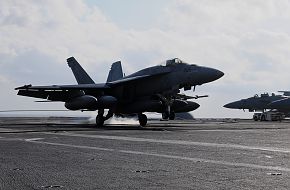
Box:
156 0 290 117
1 0 290 118
1 1 111 59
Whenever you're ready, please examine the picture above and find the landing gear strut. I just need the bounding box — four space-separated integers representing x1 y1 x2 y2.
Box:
138 113 147 127
96 109 105 126
162 103 175 120
96 109 114 127
162 111 175 120
157 94 175 121
162 112 169 120
169 111 175 120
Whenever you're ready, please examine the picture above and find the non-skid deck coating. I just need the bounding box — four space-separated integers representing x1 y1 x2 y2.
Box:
0 118 290 189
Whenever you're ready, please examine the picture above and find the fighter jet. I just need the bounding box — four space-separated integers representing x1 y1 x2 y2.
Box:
223 92 290 121
15 57 224 126
223 93 287 112
267 91 290 111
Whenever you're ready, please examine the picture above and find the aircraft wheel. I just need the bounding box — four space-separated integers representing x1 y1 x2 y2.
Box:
253 116 258 121
138 114 147 127
261 115 266 121
96 115 104 126
169 112 175 120
162 112 169 120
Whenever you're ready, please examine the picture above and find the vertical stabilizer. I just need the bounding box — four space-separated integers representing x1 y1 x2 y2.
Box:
106 61 124 82
67 57 95 84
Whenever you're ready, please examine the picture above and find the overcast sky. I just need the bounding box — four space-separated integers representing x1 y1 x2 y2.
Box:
1 0 290 118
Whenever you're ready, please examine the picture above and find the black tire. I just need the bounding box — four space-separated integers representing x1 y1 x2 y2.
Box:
96 115 104 126
261 115 266 121
138 114 147 127
253 116 258 121
162 112 169 120
169 112 175 120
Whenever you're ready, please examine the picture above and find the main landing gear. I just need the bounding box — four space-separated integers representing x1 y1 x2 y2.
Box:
96 109 114 127
96 109 148 127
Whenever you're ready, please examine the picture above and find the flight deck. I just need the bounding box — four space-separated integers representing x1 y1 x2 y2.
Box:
0 117 290 189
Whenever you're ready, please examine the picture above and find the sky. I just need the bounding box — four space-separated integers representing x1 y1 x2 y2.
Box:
1 0 290 118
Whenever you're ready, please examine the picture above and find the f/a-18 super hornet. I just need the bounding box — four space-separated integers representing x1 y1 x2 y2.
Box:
224 92 290 121
223 93 287 112
15 57 224 126
267 91 290 111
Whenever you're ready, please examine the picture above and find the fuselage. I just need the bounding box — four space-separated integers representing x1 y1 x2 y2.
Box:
108 61 223 103
224 93 287 112
268 97 290 112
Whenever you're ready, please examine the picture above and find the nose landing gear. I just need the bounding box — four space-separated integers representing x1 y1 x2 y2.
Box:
138 113 147 127
162 111 175 120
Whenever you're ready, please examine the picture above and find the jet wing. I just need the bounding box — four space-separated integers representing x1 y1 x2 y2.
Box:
15 83 109 90
17 89 70 101
15 83 110 101
15 71 169 101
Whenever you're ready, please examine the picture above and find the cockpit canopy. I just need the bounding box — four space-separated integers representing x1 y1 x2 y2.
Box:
164 58 197 66
166 58 185 66
158 58 197 67
253 93 269 98
253 93 278 98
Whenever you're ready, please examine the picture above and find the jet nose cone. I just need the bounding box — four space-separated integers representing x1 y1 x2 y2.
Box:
216 70 224 79
205 68 224 83
223 101 240 109
189 66 224 86
223 103 233 108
